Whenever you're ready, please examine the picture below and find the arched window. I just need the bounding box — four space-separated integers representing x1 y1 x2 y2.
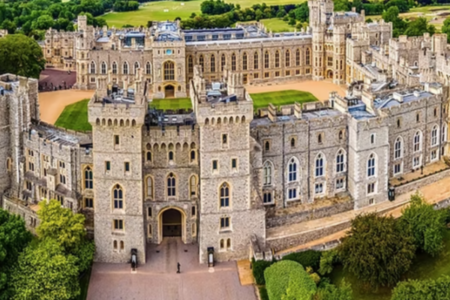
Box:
394 137 402 159
84 166 93 189
168 151 174 161
90 61 95 74
275 50 280 68
190 150 196 162
101 62 107 74
164 61 175 80
315 153 324 177
442 124 448 142
146 62 151 74
397 119 401 128
264 51 270 68
416 113 420 123
306 48 311 65
336 150 345 173
146 177 153 199
123 62 128 74
254 52 259 69
220 183 230 207
187 55 193 73
227 238 231 249
190 175 198 198
220 239 225 249
199 55 204 71
318 134 322 144
167 173 176 197
146 151 152 162
296 49 300 66
431 125 438 146
291 138 296 147
210 54 216 72
414 131 422 152
231 53 236 71
264 141 270 151
112 62 117 74
285 50 290 67
367 154 376 177
243 52 248 71
221 54 226 71
134 62 139 74
288 158 298 182
113 184 123 209
113 240 118 249
120 241 124 250
263 161 272 186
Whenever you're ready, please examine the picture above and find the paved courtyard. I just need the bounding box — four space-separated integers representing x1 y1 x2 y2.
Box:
87 238 257 300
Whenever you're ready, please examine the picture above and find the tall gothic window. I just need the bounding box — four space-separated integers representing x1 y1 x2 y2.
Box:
187 55 193 73
112 62 117 74
199 55 204 71
84 167 93 189
285 50 290 67
367 154 376 177
306 48 311 65
90 61 95 74
123 62 128 74
220 183 230 207
414 131 422 152
167 173 176 197
190 175 198 198
264 51 270 68
431 125 438 146
296 49 300 66
275 50 280 68
336 150 345 173
146 176 153 199
221 54 226 71
243 52 248 71
231 53 236 71
101 62 106 74
146 62 151 74
394 137 402 159
315 153 324 177
254 52 259 69
288 158 298 182
210 54 216 72
263 161 272 186
113 184 123 209
134 62 139 74
164 61 175 81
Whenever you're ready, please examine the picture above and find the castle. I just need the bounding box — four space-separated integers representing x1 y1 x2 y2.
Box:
2 0 450 264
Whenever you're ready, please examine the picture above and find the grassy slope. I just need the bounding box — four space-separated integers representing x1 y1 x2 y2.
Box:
260 18 296 32
330 230 450 300
54 99 92 132
150 98 192 111
250 90 317 110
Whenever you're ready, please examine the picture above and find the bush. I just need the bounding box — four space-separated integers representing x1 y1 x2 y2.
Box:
259 286 269 300
282 250 322 271
252 259 273 285
265 260 317 300
315 280 352 300
391 276 450 300
318 250 338 275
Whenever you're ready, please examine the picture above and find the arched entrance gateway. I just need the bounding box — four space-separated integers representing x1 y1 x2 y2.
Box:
327 69 333 79
158 207 186 243
164 84 175 98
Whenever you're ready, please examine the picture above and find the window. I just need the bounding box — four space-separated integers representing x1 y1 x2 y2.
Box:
168 151 174 161
123 62 128 74
167 173 176 197
288 188 297 200
90 61 95 74
212 160 218 170
222 134 228 145
306 48 311 65
315 183 324 195
199 55 204 71
434 107 438 117
264 51 269 68
84 167 93 189
60 175 66 184
84 198 93 208
288 158 298 182
397 119 401 128
296 49 300 66
263 192 272 204
315 154 324 177
146 62 151 74
146 151 152 162
394 163 402 175
263 161 272 186
394 137 402 159
227 238 231 249
114 135 120 146
339 130 343 140
105 161 111 171
275 50 280 68
254 52 259 69
414 131 421 152
113 184 123 209
134 62 139 74
210 54 216 72
370 134 375 144
221 54 226 71
443 125 448 142
101 62 106 74
192 206 196 217
113 219 124 230
431 149 438 161
190 150 196 162
148 207 152 217
285 50 290 67
188 56 193 73
367 183 375 195
231 159 237 169
416 113 420 123
220 217 230 229
413 156 421 168
291 138 296 147
336 150 345 173
432 125 438 146
114 240 118 249
231 53 236 71
220 239 225 250
318 134 322 144
164 61 175 80
112 62 117 74
264 141 270 151
336 178 345 190
146 177 153 198
190 175 197 197
220 183 230 208
367 154 375 177
369 198 375 205
124 162 130 172
243 52 248 70
148 224 152 237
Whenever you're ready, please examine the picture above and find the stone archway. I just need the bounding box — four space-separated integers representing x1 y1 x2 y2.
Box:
158 207 186 243
327 69 333 79
164 84 175 98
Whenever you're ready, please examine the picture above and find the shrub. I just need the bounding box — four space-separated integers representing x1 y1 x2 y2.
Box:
318 249 338 275
265 260 317 300
282 250 322 271
391 276 450 300
259 286 269 300
315 280 352 300
252 259 273 285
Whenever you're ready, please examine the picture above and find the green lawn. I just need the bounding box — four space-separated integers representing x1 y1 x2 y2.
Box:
260 18 296 32
101 0 305 27
150 98 192 111
54 99 92 132
250 90 317 110
330 230 450 300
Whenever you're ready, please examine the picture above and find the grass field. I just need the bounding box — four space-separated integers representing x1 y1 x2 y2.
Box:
101 0 305 27
54 99 92 132
150 97 192 111
330 230 450 300
250 90 317 110
260 18 296 32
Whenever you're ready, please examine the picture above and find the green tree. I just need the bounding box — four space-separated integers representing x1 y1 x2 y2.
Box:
338 213 415 288
265 260 317 300
0 34 45 78
334 0 350 12
382 6 407 37
391 276 450 300
401 193 446 256
442 17 450 43
315 280 352 300
33 14 54 30
0 20 16 34
11 239 80 300
0 209 32 300
404 18 435 37
318 250 338 276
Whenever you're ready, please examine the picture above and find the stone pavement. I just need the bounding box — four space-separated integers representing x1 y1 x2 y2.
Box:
87 237 257 300
274 175 450 256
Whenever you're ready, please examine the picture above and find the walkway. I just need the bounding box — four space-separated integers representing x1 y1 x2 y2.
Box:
274 175 450 256
87 238 257 300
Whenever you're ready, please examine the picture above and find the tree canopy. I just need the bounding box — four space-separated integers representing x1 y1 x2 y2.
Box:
338 213 416 288
0 34 45 78
391 276 450 300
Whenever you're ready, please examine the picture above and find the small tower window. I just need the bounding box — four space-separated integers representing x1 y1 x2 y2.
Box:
290 138 296 147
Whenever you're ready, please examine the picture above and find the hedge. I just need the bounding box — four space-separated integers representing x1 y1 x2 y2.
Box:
252 259 274 285
259 286 269 300
265 260 317 300
282 250 322 271
391 276 450 300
